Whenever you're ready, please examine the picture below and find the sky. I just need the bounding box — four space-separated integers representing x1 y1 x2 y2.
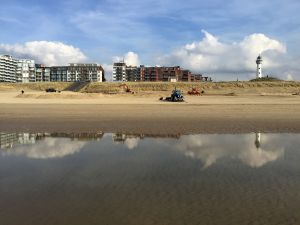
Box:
0 0 299 81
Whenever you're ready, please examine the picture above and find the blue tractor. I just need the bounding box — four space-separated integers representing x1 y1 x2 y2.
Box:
161 88 184 102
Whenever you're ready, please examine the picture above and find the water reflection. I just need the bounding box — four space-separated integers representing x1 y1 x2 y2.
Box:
0 132 291 168
173 132 285 168
0 132 103 159
1 132 300 225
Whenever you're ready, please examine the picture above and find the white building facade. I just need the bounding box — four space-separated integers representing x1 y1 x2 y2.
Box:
35 64 51 82
113 62 127 81
16 59 36 83
0 55 17 82
50 64 104 82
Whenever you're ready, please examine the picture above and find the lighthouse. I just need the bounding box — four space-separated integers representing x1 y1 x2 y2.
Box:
256 55 263 79
255 133 261 149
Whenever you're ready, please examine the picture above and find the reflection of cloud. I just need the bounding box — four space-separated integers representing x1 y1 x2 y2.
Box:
2 138 86 159
239 148 283 168
124 138 139 150
175 134 285 168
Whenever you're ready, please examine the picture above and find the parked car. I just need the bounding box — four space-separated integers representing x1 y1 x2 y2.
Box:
45 88 57 93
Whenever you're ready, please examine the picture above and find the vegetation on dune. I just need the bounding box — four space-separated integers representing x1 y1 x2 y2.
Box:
0 82 73 91
1 81 300 94
250 77 282 82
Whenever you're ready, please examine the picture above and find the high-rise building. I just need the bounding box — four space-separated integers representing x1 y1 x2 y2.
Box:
35 64 51 82
126 66 139 81
0 55 17 82
16 59 36 83
140 66 182 82
113 62 211 82
50 66 69 82
113 62 127 81
50 64 104 82
68 63 103 82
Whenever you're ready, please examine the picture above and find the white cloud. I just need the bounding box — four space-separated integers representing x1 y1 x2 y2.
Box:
113 51 140 67
158 30 288 80
102 63 113 81
124 52 140 66
0 41 87 66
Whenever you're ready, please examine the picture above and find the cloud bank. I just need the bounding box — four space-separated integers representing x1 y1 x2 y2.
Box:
0 32 296 81
0 41 87 66
158 30 288 80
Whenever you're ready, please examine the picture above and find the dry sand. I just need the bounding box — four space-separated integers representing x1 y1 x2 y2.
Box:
1 90 300 134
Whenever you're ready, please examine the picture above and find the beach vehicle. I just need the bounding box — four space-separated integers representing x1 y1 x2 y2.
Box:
119 84 132 93
160 88 184 102
45 88 57 93
188 88 201 95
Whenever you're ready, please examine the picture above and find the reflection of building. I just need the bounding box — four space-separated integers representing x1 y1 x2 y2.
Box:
112 133 181 143
18 133 38 144
255 133 261 149
112 134 142 143
0 132 104 150
50 133 104 141
0 133 47 149
0 133 18 149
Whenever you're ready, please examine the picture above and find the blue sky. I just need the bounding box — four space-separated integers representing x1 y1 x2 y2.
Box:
1 0 300 80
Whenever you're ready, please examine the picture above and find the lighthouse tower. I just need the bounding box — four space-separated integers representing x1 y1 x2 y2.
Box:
255 133 261 149
256 55 263 79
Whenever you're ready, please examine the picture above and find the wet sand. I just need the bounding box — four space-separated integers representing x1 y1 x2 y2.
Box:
1 91 300 134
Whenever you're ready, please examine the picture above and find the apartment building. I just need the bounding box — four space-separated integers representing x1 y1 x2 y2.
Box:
68 64 103 82
113 61 211 82
50 66 69 82
113 62 127 81
16 59 36 83
0 55 17 82
126 66 139 81
50 64 104 82
35 64 50 82
140 66 184 82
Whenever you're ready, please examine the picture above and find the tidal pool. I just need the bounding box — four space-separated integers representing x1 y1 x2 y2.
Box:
0 132 300 225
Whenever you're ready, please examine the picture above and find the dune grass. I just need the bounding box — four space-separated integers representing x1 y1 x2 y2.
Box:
1 81 300 94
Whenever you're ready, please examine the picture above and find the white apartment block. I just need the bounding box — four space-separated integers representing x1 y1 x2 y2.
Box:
0 55 17 82
50 64 104 82
16 59 36 83
113 62 127 81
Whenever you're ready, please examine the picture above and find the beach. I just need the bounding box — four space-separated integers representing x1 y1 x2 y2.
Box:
1 86 300 134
